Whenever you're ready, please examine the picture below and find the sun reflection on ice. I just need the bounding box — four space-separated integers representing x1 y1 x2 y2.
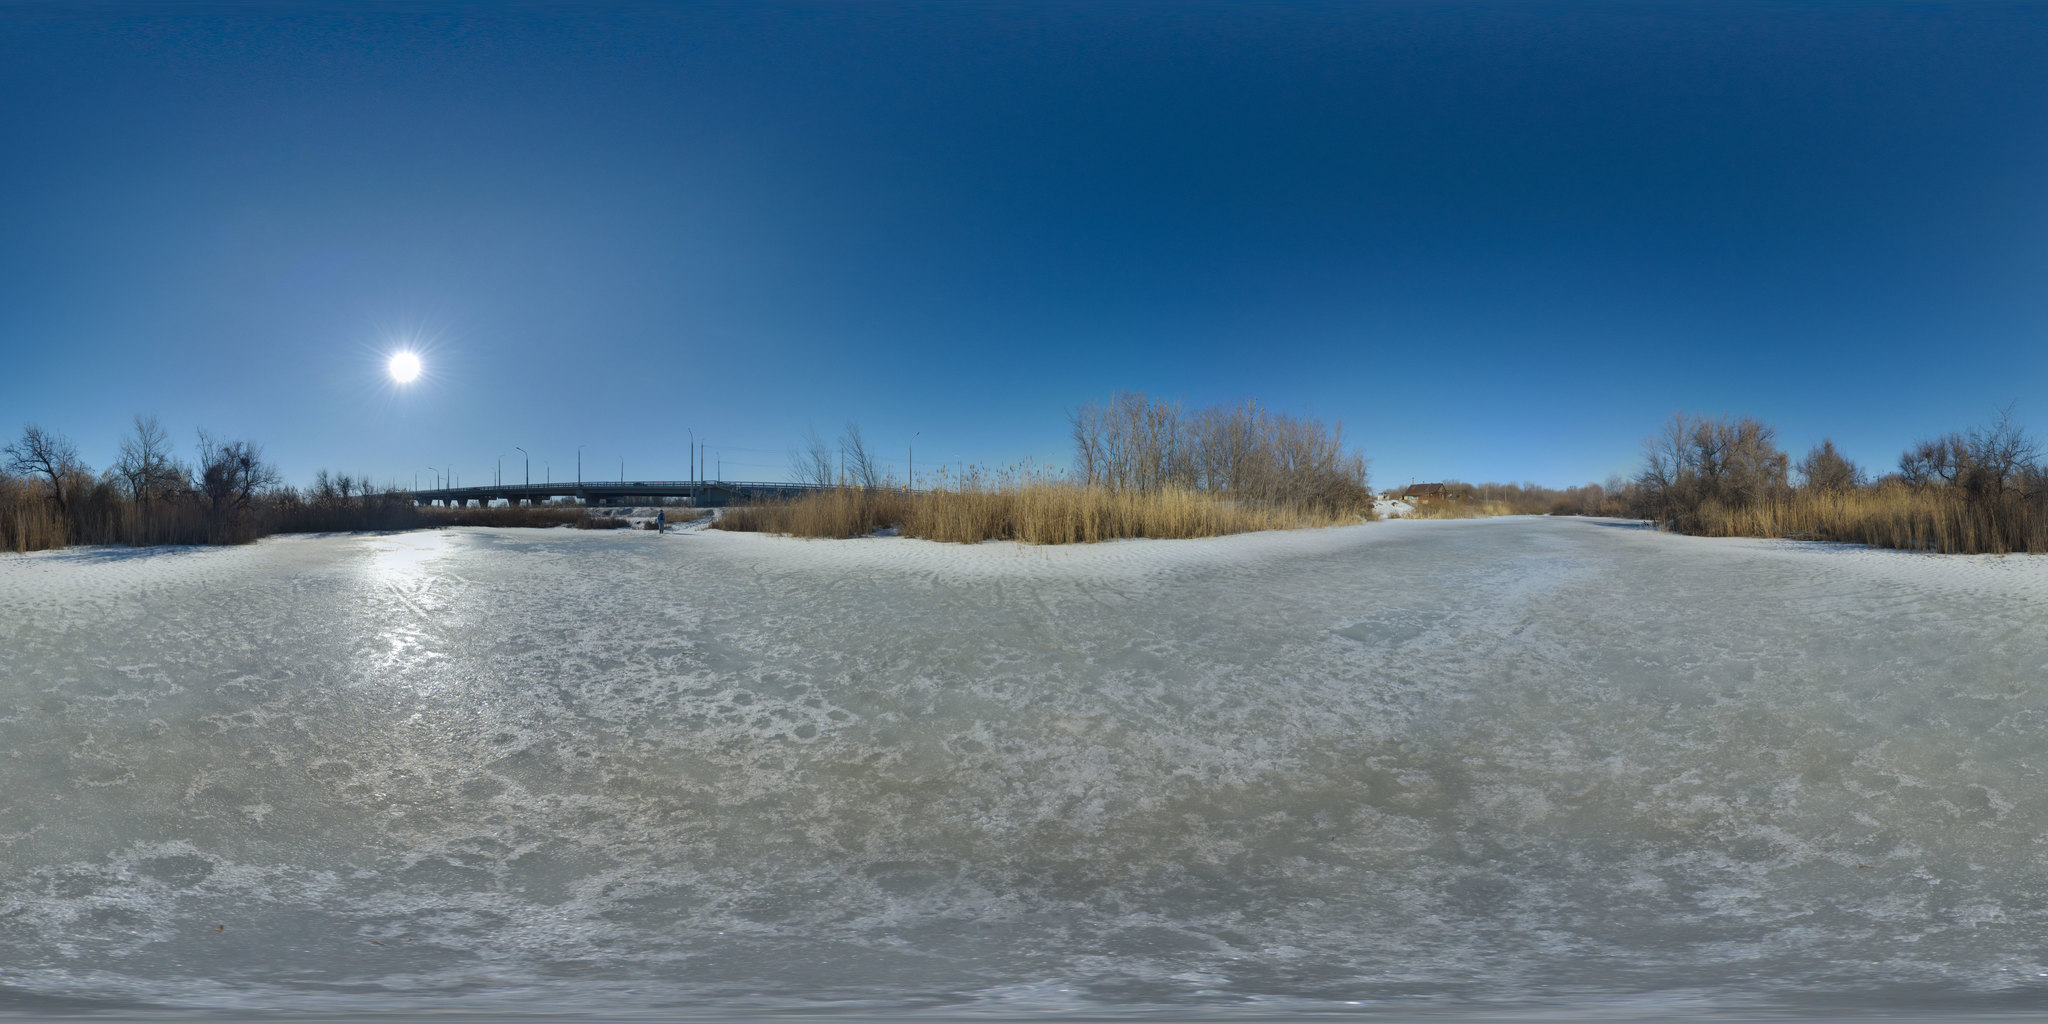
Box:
360 532 458 676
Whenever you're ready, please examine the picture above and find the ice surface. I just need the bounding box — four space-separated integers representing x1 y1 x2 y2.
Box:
2 518 2047 1019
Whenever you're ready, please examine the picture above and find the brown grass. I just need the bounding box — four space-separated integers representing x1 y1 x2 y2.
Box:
1 474 65 552
421 505 595 529
1 471 623 554
1404 499 1521 520
713 483 1368 544
1685 484 2048 554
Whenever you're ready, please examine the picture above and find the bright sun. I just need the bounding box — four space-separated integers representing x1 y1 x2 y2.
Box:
387 351 422 383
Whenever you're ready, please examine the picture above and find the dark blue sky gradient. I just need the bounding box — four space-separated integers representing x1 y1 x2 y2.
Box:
3 2 2044 490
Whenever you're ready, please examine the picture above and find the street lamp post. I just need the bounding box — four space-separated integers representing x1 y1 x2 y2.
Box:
909 431 920 490
515 446 528 504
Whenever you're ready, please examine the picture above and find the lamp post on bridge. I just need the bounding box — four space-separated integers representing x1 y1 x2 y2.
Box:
514 446 528 505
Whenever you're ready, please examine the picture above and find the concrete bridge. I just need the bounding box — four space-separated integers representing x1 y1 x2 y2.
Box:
411 480 827 508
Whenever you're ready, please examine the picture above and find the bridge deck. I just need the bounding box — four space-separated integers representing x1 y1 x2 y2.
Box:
410 480 831 508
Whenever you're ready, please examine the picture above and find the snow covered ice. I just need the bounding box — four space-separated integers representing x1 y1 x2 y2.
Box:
3 516 2047 1020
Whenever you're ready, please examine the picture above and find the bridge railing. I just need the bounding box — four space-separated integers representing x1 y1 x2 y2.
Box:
407 480 834 498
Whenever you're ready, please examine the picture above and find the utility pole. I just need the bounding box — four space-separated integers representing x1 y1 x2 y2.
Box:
909 431 919 490
689 428 695 483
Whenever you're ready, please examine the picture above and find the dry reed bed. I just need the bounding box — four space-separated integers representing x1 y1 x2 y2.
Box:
1 474 63 552
1685 486 2048 555
712 484 1367 544
1404 499 1523 520
1 486 616 554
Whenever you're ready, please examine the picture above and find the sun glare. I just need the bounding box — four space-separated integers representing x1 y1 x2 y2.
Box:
388 351 423 384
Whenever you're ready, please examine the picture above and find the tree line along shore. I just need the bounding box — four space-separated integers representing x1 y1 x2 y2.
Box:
0 415 653 553
5 399 2043 554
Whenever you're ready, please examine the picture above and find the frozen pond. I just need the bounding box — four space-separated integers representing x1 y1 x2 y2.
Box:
3 517 2047 1021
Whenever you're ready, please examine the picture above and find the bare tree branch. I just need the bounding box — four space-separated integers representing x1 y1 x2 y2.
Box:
787 424 835 487
839 421 880 489
4 423 82 512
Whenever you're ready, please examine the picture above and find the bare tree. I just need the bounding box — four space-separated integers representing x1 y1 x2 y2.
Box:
1963 404 2041 498
1069 392 1369 511
787 424 835 487
312 469 338 504
115 414 183 508
1796 438 1861 493
1898 407 2039 497
1069 401 1104 487
195 430 279 518
1899 433 1969 488
839 421 881 489
4 423 82 513
1191 398 1261 492
1637 413 1788 529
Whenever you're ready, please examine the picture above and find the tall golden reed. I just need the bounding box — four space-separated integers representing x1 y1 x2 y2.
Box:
1 474 66 553
1688 483 2047 555
713 482 1365 544
1403 499 1522 520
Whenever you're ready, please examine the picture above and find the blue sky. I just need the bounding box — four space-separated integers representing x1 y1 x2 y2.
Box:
2 1 2044 492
